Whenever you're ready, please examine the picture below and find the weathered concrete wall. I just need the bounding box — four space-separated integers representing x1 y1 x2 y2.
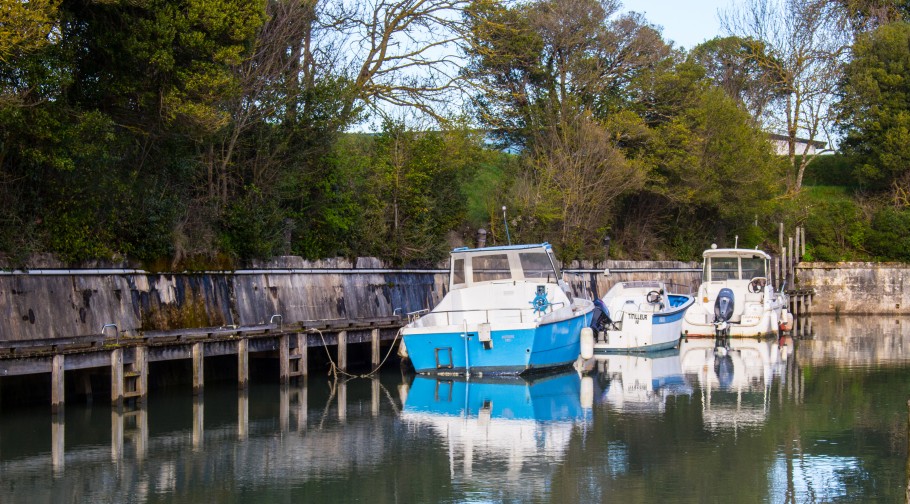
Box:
0 258 702 342
797 262 910 315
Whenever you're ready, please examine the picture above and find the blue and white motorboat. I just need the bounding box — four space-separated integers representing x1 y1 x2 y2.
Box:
591 281 694 352
400 243 594 375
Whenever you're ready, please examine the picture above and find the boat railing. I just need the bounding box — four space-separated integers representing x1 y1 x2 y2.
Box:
419 303 568 326
407 309 431 323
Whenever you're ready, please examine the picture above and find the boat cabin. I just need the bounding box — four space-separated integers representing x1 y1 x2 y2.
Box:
449 243 561 290
702 248 771 283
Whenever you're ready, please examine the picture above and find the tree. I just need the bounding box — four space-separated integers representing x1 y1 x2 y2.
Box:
689 36 784 124
837 21 910 189
721 0 849 193
464 0 669 147
0 0 59 63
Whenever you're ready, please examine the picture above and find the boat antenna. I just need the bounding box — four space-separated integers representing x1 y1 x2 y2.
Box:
734 235 739 248
502 205 512 245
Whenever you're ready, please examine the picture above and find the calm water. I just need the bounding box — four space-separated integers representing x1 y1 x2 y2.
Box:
1 315 909 503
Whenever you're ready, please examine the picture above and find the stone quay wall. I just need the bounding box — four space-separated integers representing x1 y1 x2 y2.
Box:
796 262 910 315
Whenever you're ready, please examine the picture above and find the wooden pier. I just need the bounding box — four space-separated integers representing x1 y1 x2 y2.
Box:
0 317 404 412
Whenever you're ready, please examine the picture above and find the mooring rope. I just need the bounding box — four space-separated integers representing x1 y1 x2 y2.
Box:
310 325 404 380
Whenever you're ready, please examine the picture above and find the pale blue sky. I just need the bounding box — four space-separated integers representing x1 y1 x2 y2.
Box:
624 0 738 50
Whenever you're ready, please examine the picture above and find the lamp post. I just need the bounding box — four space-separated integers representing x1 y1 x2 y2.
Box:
602 235 611 261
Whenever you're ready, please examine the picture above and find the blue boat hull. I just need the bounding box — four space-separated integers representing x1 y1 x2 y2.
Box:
404 312 592 375
404 372 584 420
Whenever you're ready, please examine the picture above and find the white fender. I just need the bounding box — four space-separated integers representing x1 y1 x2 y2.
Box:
580 327 595 360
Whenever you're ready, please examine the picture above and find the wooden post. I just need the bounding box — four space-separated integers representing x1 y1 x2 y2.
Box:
192 395 204 451
52 354 65 413
371 328 381 368
782 247 787 286
788 236 794 282
237 338 249 389
111 348 123 405
279 334 290 384
337 330 347 372
298 333 308 378
192 342 204 395
801 226 806 257
135 346 148 402
779 222 784 254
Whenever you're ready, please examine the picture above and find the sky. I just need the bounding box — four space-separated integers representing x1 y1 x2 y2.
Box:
624 0 738 50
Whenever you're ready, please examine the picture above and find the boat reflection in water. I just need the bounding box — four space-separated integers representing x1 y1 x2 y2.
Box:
679 336 793 431
592 350 691 414
401 372 590 495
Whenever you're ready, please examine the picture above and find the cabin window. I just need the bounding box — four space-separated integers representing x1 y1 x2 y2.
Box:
519 251 556 280
707 257 739 281
472 254 511 283
452 258 465 286
741 257 767 279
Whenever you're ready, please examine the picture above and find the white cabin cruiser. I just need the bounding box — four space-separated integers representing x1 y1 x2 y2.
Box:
681 246 793 338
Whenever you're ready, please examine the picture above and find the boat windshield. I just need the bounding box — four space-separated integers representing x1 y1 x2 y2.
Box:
705 257 739 281
704 255 769 281
741 257 767 279
472 253 512 283
519 250 558 280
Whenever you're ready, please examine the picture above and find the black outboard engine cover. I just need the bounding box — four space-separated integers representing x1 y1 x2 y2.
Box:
590 299 612 332
713 288 735 323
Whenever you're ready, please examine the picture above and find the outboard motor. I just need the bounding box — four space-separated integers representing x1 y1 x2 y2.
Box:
713 288 735 342
590 298 612 336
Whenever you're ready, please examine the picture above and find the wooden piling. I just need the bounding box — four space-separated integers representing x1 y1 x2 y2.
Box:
371 328 381 368
782 247 788 285
51 354 64 413
788 237 794 281
337 330 347 372
237 338 249 389
192 342 204 395
779 222 784 255
279 334 290 384
297 333 308 378
801 226 806 257
111 348 123 404
135 346 148 402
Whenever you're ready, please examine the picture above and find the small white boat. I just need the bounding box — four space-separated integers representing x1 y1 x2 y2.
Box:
591 281 694 352
401 243 594 375
681 246 793 338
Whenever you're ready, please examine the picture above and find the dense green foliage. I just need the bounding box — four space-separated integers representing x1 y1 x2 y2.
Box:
0 0 909 267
